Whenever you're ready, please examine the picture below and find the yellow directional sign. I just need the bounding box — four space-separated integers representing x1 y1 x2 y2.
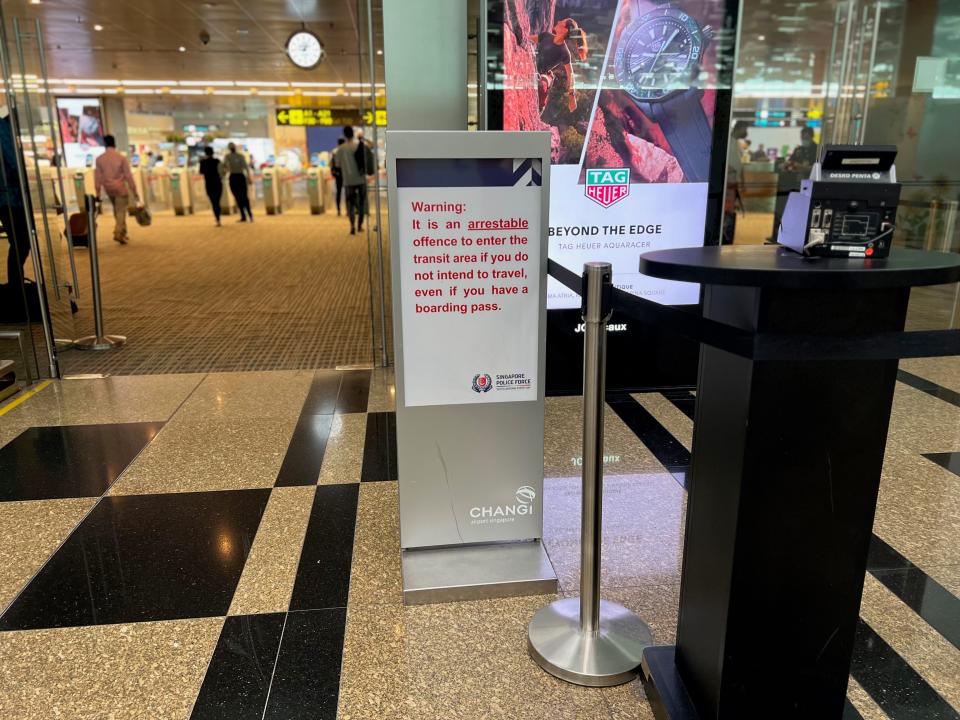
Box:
275 108 387 127
362 110 388 126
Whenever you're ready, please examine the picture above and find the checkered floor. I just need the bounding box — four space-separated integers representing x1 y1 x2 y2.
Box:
0 362 958 718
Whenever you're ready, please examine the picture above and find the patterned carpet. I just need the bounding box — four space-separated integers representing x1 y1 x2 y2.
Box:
46 208 386 375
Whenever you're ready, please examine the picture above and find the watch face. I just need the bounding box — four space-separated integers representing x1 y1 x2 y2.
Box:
287 31 324 69
614 6 705 101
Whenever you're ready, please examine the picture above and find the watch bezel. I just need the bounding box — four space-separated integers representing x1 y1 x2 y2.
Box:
613 5 708 103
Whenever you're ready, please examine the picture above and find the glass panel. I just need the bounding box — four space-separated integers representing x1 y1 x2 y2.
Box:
728 0 960 333
725 1 847 246
0 13 81 378
358 0 391 367
858 0 960 329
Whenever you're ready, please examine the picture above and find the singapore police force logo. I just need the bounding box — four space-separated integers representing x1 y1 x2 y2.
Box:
472 373 493 393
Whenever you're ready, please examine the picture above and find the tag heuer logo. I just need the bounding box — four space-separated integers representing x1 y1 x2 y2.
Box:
585 168 630 208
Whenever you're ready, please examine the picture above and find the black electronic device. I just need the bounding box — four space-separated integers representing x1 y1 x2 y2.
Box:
777 144 901 258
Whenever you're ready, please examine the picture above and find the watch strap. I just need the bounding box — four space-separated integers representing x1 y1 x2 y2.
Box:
632 0 671 16
645 88 713 183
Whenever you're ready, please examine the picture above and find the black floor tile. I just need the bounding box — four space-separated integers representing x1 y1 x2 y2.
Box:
0 422 163 501
288 484 358 611
334 369 371 414
606 394 690 489
274 414 333 487
360 411 397 482
190 613 286 720
661 389 696 421
262 608 347 720
850 619 960 720
843 699 864 719
867 535 960 650
301 371 342 416
0 489 270 630
923 452 960 478
897 370 960 409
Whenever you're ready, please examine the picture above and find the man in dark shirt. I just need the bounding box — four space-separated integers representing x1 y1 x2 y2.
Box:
0 113 31 290
198 147 223 227
787 127 819 171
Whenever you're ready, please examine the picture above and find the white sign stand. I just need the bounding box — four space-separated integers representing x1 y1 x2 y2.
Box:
387 130 557 604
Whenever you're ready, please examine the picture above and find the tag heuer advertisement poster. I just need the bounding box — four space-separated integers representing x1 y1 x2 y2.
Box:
499 0 735 309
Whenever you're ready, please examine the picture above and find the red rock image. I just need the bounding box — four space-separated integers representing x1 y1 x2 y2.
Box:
503 0 561 160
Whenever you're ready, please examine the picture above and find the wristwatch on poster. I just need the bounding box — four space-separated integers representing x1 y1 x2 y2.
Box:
613 0 714 182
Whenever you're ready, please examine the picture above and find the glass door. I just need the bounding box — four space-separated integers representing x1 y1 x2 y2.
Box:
0 15 82 377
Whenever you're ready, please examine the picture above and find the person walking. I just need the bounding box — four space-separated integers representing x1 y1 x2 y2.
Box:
330 137 345 216
199 147 223 227
94 134 139 245
332 126 372 235
222 142 254 223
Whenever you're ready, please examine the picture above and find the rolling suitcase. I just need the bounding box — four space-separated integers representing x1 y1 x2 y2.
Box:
68 211 88 247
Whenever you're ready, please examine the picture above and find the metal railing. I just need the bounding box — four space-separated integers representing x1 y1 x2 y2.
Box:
527 262 652 687
73 196 126 352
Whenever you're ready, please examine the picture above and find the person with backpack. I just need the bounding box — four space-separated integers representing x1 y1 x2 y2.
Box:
330 137 345 216
332 126 375 235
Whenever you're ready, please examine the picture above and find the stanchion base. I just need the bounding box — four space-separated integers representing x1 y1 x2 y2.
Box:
527 597 652 687
74 335 126 352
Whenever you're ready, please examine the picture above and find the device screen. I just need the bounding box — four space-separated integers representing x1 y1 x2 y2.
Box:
840 215 870 237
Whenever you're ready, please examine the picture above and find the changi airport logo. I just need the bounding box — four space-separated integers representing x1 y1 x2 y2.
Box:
516 485 536 504
472 373 493 393
585 168 630 208
469 486 537 525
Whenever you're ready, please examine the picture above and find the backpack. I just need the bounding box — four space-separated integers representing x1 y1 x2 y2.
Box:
354 141 376 176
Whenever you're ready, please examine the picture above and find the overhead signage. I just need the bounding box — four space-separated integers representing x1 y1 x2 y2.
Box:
275 108 387 127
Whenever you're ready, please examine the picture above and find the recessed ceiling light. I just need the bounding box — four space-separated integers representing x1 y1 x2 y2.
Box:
178 46 187 52
376 49 383 56
29 0 41 5
94 24 103 31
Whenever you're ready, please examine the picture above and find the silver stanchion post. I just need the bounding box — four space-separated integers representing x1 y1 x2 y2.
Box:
527 261 651 687
75 195 126 351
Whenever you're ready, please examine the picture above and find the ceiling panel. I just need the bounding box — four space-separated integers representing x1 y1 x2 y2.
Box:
1 0 384 85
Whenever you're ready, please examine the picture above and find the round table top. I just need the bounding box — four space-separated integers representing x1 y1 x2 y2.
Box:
638 245 960 290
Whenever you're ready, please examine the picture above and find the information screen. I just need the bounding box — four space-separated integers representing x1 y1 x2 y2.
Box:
498 0 736 308
488 0 738 392
56 97 106 168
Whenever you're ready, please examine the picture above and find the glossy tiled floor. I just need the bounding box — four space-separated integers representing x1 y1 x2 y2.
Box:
0 364 958 719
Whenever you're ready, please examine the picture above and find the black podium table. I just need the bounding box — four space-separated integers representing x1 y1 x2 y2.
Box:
636 245 960 719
